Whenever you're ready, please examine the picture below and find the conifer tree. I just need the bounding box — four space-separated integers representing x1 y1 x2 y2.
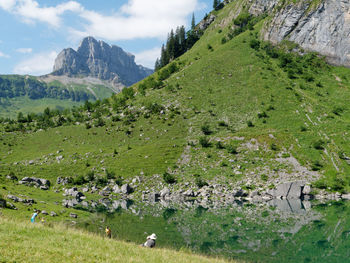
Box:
213 0 218 9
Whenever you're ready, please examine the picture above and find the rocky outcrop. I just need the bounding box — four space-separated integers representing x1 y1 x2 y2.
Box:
257 0 350 67
19 177 50 190
53 36 153 86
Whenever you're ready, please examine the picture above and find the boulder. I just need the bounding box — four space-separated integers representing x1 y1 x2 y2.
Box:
50 211 57 217
148 192 160 202
121 184 132 194
342 193 350 200
268 181 305 199
19 177 51 189
160 187 170 198
112 185 121 194
182 189 194 197
41 210 49 215
302 185 312 195
70 213 78 218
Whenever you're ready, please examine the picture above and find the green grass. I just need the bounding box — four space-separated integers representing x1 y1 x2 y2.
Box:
0 0 350 223
0 97 83 119
0 217 235 263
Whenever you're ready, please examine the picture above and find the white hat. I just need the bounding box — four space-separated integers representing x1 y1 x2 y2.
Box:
149 233 157 240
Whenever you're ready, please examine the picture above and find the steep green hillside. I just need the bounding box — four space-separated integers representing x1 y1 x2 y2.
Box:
1 0 350 216
0 75 116 118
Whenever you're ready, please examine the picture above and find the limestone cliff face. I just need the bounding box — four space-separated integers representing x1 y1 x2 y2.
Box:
248 0 350 67
53 37 153 86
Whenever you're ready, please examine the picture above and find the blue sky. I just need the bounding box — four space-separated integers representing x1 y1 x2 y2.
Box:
0 0 213 75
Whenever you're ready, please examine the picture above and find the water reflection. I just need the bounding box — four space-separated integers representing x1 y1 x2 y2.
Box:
76 200 350 263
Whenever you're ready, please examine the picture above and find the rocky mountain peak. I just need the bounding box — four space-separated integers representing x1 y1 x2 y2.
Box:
52 36 153 86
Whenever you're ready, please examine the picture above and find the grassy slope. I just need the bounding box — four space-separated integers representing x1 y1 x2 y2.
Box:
0 217 235 263
0 77 115 118
0 0 350 226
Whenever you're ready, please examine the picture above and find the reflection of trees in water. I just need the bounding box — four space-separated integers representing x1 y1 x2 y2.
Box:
77 200 350 263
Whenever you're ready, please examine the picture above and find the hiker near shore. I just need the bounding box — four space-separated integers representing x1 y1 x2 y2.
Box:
31 210 40 223
105 226 112 238
142 233 157 248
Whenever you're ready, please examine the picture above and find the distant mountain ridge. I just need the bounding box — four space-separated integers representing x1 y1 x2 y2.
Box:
52 36 153 86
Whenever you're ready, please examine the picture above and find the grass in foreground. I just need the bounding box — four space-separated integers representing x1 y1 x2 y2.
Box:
0 217 237 263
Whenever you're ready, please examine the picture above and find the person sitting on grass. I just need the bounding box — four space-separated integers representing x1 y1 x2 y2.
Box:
142 233 157 248
31 210 40 223
105 226 112 239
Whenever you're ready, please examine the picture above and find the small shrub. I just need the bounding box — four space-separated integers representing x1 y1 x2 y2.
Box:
207 44 213 51
195 177 208 188
201 124 212 135
221 37 227 44
333 107 344 116
199 137 211 148
260 174 268 181
300 125 308 132
115 176 123 186
270 143 279 151
96 176 108 186
217 120 228 127
163 172 177 184
313 140 325 150
216 141 225 149
86 171 95 181
282 153 291 158
311 160 323 171
74 175 87 185
226 144 238 154
250 39 260 50
257 111 268 119
220 161 228 167
106 170 116 180
247 120 254 127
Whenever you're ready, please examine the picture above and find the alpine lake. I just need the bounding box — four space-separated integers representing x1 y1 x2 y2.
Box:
75 198 350 263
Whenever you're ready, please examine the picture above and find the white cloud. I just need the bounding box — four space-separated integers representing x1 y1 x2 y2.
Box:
134 47 161 69
0 51 10 58
16 47 32 54
13 51 57 75
77 0 202 41
0 0 16 11
0 0 83 27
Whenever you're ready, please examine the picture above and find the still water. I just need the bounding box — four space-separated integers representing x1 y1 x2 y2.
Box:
76 199 350 263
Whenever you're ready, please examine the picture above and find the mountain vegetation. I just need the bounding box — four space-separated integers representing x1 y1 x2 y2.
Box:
1 0 350 261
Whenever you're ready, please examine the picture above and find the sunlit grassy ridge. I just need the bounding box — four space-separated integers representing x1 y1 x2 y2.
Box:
1 0 350 213
0 217 236 263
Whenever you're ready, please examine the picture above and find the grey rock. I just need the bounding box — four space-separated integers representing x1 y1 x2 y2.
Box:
121 184 132 194
70 213 78 218
261 0 350 68
19 177 50 189
41 210 49 215
52 36 153 86
198 14 216 31
160 187 170 198
112 185 121 194
50 211 57 217
302 185 312 195
149 192 160 202
269 181 305 199
182 189 194 197
342 193 350 200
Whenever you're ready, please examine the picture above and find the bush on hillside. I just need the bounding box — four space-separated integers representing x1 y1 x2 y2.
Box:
313 140 325 150
163 172 177 184
201 124 212 135
74 175 87 185
199 137 211 148
226 144 238 154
